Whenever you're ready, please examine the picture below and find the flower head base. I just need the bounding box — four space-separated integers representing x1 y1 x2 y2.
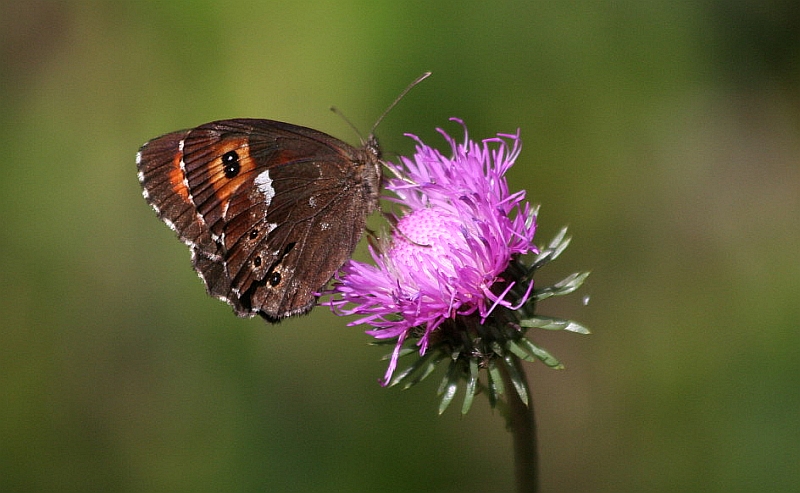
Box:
324 119 589 414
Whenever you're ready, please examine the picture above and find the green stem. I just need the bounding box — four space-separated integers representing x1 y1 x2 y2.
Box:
501 357 538 493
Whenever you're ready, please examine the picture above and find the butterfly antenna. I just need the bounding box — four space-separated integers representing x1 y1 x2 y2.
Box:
370 71 432 136
331 72 431 142
330 105 365 141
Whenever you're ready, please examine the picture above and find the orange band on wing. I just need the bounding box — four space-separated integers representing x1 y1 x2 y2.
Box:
168 151 191 202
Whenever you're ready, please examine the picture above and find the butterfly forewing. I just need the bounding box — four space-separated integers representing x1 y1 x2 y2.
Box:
137 118 381 321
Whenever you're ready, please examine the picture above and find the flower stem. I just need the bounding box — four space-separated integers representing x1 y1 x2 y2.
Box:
501 357 539 493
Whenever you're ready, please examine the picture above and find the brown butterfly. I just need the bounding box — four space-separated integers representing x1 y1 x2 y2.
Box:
136 74 429 321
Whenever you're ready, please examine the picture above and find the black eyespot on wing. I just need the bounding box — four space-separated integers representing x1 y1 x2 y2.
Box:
222 150 240 178
269 272 281 287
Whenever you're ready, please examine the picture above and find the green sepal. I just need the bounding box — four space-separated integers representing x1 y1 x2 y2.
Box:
519 315 591 334
388 348 432 387
532 271 590 302
490 340 505 357
381 346 416 361
461 359 480 415
530 227 571 270
518 338 564 369
391 349 447 389
405 351 447 389
437 361 461 415
507 340 537 362
502 354 529 406
486 360 505 408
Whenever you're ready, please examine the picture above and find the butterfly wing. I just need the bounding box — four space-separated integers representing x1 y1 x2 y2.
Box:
137 119 381 321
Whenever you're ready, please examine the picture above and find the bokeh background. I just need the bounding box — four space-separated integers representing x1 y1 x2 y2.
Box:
2 1 798 492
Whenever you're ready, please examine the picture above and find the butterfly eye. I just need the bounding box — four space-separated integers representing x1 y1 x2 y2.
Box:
222 150 240 178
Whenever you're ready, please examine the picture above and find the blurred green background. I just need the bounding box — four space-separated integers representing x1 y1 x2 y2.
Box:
2 1 798 491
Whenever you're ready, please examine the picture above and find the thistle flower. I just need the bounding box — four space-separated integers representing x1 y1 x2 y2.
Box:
324 119 589 414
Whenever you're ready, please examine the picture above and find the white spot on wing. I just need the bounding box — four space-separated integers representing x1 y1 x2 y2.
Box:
308 195 316 208
178 138 188 178
163 217 177 232
254 170 275 206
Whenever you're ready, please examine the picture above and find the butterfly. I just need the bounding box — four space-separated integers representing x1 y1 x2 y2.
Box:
136 73 429 322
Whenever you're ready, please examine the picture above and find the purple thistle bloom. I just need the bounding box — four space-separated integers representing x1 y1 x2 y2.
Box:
325 119 539 385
